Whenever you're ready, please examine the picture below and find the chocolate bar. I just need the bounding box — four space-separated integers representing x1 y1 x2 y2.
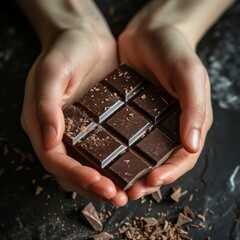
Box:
63 64 181 190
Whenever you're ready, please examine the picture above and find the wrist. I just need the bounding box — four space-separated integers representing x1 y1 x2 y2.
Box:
125 0 236 49
17 0 113 49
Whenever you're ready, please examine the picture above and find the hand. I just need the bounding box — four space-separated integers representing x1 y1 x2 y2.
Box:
20 3 128 206
118 1 213 200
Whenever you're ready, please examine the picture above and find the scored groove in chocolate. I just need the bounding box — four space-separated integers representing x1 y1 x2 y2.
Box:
63 64 181 190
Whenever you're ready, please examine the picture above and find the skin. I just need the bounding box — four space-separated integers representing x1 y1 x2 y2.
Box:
18 0 235 206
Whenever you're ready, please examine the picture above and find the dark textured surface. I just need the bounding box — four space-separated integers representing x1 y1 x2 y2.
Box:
0 1 240 239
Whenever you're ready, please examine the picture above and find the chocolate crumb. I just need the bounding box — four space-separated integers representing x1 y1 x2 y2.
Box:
71 192 77 200
197 214 206 222
35 186 44 195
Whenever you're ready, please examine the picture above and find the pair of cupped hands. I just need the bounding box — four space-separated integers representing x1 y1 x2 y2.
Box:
20 2 212 207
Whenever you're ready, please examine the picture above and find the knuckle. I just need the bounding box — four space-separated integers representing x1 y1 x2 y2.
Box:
37 52 73 82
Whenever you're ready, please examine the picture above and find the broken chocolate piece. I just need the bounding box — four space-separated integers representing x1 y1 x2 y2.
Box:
143 217 158 226
170 186 188 202
151 188 163 203
82 202 103 231
63 64 181 190
176 213 193 226
89 231 113 240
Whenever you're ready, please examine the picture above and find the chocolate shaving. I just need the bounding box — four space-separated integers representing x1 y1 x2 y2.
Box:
183 206 195 219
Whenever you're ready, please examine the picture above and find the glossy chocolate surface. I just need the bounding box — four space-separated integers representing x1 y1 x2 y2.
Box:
63 64 181 190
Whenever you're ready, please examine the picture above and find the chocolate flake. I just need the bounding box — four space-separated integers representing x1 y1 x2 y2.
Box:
35 186 44 195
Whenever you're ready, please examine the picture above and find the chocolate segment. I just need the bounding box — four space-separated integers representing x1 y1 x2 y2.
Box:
132 85 175 124
102 64 146 101
135 128 178 166
74 83 124 123
159 107 181 141
105 105 152 146
107 150 152 190
76 126 126 168
63 64 181 190
63 105 97 145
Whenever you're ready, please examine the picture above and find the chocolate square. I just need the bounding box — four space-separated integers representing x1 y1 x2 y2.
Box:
106 105 152 146
132 85 175 124
76 126 126 168
74 83 124 123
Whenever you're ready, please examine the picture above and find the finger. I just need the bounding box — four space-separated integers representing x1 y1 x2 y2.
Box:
172 55 208 153
36 51 73 150
146 146 200 188
127 180 160 200
55 176 106 201
45 148 117 199
109 187 128 207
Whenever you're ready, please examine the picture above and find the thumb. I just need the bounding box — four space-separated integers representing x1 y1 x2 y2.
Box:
172 55 207 153
36 53 70 150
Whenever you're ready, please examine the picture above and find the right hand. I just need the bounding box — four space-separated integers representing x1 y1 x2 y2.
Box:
21 23 128 206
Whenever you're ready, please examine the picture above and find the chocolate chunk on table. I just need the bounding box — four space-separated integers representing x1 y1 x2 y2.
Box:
89 232 113 240
82 202 103 232
63 64 181 190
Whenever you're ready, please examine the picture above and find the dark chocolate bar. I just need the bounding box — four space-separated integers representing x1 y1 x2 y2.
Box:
63 64 181 190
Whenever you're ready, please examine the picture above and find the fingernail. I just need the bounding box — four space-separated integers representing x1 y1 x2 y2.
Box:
100 190 111 199
185 128 200 152
132 191 146 200
153 180 165 188
42 125 57 148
